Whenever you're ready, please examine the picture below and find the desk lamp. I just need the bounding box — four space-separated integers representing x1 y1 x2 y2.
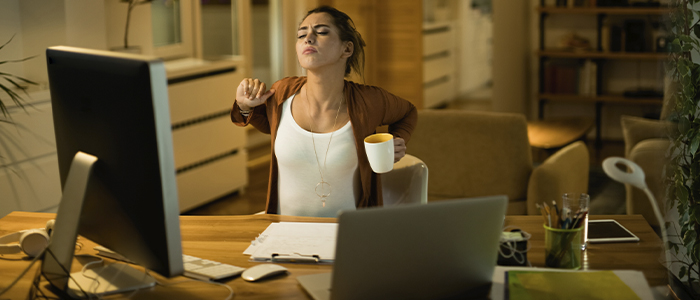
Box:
602 157 670 271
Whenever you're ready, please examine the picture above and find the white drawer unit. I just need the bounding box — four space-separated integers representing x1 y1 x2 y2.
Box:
176 151 247 212
166 58 247 212
422 21 456 108
171 115 246 170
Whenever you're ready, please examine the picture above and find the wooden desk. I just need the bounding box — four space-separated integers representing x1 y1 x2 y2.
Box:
0 212 666 299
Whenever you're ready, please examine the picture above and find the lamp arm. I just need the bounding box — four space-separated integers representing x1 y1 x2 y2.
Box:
643 187 671 271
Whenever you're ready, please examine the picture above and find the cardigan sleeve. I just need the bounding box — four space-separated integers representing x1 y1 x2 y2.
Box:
230 77 302 134
231 100 271 134
374 87 418 144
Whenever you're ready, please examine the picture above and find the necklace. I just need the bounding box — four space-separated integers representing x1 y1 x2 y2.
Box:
305 86 344 207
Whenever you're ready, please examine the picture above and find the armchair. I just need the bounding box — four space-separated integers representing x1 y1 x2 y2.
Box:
381 154 428 206
620 79 675 227
621 116 672 227
406 110 589 215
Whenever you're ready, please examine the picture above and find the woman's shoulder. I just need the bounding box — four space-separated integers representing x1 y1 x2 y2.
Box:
273 76 305 87
344 80 402 103
344 80 389 96
271 77 306 99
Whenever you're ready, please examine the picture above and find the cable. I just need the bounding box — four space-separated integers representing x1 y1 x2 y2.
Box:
2 245 233 300
0 247 46 297
498 226 532 266
0 255 27 261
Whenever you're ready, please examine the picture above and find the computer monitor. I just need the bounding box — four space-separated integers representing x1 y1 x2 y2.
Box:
42 46 183 297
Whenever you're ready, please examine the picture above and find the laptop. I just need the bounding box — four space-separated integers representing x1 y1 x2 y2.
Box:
297 195 508 300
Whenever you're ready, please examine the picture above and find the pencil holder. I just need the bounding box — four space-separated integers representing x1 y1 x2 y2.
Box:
544 225 582 269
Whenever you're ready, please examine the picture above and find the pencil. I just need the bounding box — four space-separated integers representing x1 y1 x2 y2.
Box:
551 200 560 228
536 203 547 225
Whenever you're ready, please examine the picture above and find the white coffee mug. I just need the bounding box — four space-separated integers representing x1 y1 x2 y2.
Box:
364 133 394 173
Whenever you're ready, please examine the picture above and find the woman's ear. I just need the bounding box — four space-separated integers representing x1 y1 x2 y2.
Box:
341 41 354 59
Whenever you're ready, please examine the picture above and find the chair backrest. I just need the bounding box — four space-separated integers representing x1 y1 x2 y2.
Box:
381 154 428 206
406 110 533 202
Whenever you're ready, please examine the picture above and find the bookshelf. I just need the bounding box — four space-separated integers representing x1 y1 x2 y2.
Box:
537 2 668 149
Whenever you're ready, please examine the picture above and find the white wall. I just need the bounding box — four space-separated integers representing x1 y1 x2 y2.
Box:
201 4 233 58
0 1 111 91
492 0 529 115
104 0 153 53
457 0 492 96
0 1 24 92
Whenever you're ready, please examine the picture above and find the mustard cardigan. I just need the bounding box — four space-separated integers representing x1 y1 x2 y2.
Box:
231 76 417 214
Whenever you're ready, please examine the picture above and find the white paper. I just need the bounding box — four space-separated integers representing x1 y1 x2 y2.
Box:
243 223 280 255
243 222 338 262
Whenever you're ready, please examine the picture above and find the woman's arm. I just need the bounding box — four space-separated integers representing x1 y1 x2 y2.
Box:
374 87 418 162
231 78 276 134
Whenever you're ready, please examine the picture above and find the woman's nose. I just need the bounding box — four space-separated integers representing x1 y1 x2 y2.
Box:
304 32 316 44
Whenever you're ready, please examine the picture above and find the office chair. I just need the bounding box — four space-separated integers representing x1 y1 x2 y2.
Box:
382 154 429 206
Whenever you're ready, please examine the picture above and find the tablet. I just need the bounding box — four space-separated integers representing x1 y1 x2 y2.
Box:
587 219 640 243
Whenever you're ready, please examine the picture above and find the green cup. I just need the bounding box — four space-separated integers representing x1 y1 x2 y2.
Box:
544 224 582 269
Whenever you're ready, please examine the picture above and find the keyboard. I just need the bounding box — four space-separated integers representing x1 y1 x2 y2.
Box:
182 254 246 281
94 246 245 281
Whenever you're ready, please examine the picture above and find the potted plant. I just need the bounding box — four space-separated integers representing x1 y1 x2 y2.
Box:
112 0 153 53
667 0 700 297
0 34 37 123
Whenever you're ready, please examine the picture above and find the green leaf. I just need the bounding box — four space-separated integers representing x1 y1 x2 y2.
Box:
671 39 682 52
680 35 694 44
692 134 700 156
0 34 15 51
680 116 691 134
681 266 687 279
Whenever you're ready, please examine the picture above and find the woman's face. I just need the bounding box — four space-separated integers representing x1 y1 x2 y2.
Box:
296 12 352 73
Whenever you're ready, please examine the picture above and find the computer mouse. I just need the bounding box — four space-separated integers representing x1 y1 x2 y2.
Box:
241 264 288 282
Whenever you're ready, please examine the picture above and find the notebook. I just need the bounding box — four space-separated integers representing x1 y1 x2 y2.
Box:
490 266 654 300
297 195 508 300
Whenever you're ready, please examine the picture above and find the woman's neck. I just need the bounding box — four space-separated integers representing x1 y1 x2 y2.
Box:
305 69 345 111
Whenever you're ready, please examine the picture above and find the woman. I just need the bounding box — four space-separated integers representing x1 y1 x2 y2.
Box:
231 6 417 217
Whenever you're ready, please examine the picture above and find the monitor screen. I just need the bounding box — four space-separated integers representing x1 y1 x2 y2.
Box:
44 46 183 289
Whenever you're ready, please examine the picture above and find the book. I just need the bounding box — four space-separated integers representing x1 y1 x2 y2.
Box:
506 270 642 300
490 266 654 300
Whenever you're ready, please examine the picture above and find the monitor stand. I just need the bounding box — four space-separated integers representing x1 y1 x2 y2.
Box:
66 264 156 298
41 151 156 299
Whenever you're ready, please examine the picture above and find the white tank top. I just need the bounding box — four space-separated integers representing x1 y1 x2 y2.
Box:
275 94 360 217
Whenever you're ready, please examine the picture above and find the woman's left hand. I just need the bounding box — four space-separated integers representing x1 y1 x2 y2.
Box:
394 137 406 163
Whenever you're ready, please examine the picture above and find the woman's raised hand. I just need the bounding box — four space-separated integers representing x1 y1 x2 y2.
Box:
236 78 276 111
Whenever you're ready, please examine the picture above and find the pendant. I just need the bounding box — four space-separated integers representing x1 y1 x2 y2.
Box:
315 181 331 207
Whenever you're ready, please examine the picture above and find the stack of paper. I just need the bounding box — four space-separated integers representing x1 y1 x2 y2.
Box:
244 222 338 263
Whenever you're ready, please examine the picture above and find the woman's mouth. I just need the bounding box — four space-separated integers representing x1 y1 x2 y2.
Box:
303 47 317 54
